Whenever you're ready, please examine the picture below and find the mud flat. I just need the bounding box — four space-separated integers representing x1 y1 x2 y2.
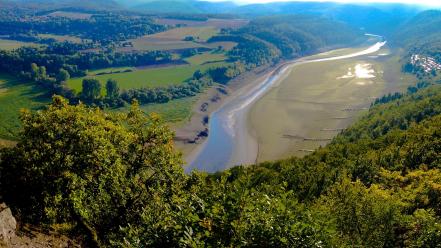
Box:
249 44 415 162
184 38 394 173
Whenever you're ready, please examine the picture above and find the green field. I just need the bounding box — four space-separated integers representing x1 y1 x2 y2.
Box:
119 26 219 52
184 52 227 65
0 39 40 51
0 74 50 140
112 96 197 124
67 62 227 94
206 41 237 51
37 34 85 44
88 67 134 75
47 11 92 19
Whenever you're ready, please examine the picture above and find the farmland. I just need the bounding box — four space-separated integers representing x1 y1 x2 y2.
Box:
47 11 92 19
37 34 85 43
0 73 50 140
66 61 228 94
120 26 219 52
184 52 227 65
155 18 249 29
0 39 40 50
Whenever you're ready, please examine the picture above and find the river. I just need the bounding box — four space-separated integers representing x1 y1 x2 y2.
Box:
186 39 387 173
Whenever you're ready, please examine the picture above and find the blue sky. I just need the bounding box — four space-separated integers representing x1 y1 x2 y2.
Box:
206 0 441 6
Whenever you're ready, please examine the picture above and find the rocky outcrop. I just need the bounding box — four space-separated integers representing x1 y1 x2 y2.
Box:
0 203 17 246
0 203 79 247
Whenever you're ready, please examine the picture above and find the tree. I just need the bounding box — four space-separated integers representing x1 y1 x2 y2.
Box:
82 78 101 101
56 69 70 83
0 96 185 246
30 63 39 80
105 79 120 100
38 66 47 80
193 70 203 80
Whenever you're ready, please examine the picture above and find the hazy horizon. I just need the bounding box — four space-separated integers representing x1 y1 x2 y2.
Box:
204 0 441 7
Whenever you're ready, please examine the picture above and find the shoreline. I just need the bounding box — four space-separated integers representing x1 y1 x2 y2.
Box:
174 58 287 163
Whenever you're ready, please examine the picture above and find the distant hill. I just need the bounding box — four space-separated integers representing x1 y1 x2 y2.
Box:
233 2 421 35
130 0 236 14
8 0 121 10
394 10 441 47
122 0 421 35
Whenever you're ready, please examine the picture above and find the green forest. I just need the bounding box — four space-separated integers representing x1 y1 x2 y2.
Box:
1 1 441 247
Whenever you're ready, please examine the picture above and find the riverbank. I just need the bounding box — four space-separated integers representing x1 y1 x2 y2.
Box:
176 40 376 164
173 58 287 162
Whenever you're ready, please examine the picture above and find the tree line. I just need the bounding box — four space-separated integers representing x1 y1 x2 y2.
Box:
0 13 166 45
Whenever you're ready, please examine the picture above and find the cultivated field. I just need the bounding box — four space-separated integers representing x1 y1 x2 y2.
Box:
119 26 219 52
88 67 134 75
155 18 249 29
37 34 85 43
47 11 92 19
67 61 228 93
205 41 237 51
0 74 50 140
0 39 40 50
184 52 227 65
249 46 416 162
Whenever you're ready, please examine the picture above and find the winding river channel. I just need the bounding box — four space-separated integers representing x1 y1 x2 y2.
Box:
186 39 387 173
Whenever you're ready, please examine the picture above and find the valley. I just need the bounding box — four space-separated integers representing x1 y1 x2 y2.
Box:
1 1 441 247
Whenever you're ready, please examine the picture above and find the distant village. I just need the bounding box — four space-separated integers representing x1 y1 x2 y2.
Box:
410 54 441 73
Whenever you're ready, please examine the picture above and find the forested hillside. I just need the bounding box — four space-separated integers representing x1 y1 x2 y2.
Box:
210 15 361 68
394 10 441 48
395 10 441 79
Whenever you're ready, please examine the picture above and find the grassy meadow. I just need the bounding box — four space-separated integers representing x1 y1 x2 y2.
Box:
37 34 85 43
0 73 50 140
184 52 227 65
155 18 248 29
112 96 198 124
47 11 92 19
120 26 219 52
66 61 228 94
0 39 40 51
88 67 134 75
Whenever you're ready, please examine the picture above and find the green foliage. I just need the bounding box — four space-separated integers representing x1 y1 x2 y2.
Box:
56 69 70 83
81 78 101 101
105 79 120 100
0 96 184 246
319 178 404 247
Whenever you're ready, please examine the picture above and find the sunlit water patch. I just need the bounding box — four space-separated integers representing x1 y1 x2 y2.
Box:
337 63 376 80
